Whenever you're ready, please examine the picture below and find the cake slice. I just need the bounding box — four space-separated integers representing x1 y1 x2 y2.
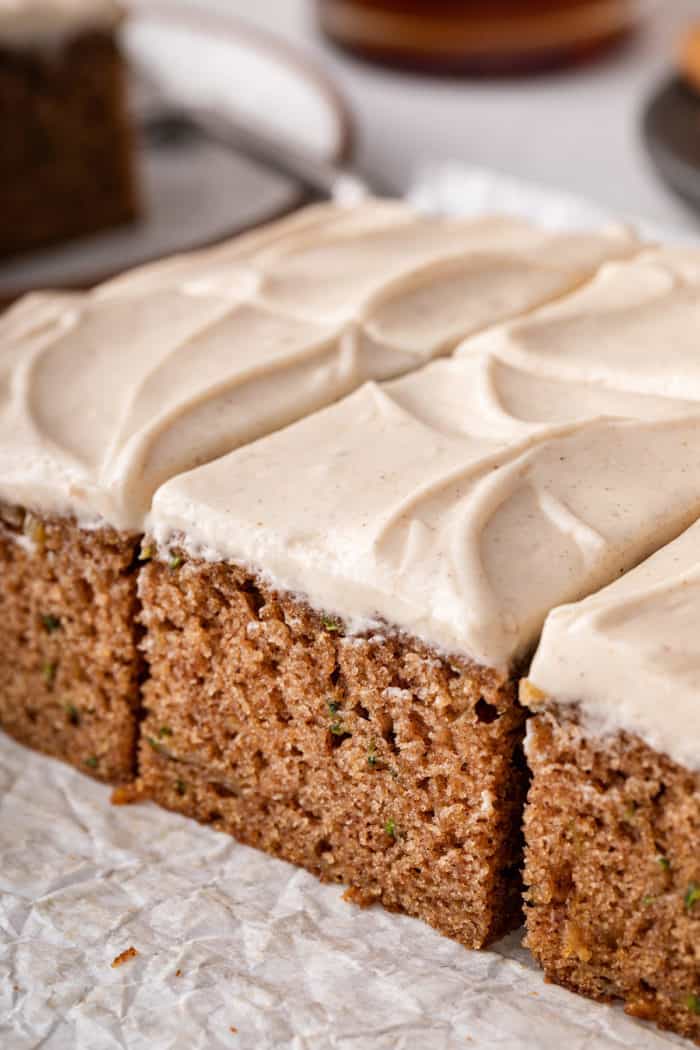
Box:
522 521 700 1044
138 248 700 947
0 200 634 782
0 0 138 258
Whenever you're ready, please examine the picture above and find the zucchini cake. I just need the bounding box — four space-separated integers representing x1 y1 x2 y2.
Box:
0 0 138 258
523 519 700 1044
138 246 700 950
0 200 633 783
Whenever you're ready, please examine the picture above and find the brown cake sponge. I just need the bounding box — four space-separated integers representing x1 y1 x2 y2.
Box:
136 554 528 949
0 503 142 783
523 698 700 1045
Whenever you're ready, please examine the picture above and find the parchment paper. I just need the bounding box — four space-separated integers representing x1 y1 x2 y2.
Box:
1 166 694 1050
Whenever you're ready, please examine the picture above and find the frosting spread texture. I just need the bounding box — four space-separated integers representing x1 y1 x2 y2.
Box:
0 0 121 47
0 201 636 531
527 518 700 771
150 248 700 674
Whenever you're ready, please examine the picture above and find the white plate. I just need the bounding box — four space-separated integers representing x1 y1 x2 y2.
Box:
0 0 352 299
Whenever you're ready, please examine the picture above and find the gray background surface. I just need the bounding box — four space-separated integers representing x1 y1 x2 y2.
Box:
180 0 700 230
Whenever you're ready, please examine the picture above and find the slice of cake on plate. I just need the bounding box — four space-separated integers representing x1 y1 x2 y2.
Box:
0 200 632 782
138 246 700 948
0 0 139 258
523 519 700 1044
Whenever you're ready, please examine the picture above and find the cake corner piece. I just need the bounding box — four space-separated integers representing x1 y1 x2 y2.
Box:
0 0 139 259
523 703 700 1044
521 526 700 1045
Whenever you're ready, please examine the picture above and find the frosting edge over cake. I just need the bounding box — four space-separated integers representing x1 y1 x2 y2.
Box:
526 519 700 771
0 0 122 48
146 246 700 676
0 201 637 531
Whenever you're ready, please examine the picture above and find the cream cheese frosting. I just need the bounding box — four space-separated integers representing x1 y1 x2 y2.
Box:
0 201 637 532
0 0 121 48
149 246 700 671
526 519 700 771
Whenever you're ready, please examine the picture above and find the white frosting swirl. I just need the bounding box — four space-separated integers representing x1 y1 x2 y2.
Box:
0 201 635 531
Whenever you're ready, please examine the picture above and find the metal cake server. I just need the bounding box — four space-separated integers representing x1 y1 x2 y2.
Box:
134 63 388 204
142 102 380 204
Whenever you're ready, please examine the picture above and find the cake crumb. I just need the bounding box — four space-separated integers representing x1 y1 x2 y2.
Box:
111 782 144 806
175 968 182 977
562 922 591 963
342 885 377 908
520 679 547 708
625 997 659 1021
111 946 138 968
229 1026 238 1034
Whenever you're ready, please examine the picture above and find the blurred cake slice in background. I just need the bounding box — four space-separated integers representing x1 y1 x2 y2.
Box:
0 0 139 259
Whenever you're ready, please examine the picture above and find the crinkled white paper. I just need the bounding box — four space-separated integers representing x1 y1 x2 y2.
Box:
1 168 694 1050
0 734 689 1050
410 162 697 244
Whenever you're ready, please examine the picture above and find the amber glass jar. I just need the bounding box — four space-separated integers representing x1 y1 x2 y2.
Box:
316 0 647 74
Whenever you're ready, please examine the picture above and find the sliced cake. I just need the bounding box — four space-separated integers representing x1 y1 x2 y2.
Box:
0 0 139 258
523 519 700 1044
137 246 700 948
0 200 632 782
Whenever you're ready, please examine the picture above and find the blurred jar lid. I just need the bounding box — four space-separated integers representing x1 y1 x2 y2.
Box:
315 0 650 75
679 22 700 92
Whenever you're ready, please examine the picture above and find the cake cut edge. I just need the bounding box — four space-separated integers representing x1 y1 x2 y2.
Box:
0 11 139 259
0 502 143 783
136 552 529 949
522 686 700 1045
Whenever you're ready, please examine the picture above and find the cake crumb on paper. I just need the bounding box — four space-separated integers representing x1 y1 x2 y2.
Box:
111 782 144 806
111 947 139 968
